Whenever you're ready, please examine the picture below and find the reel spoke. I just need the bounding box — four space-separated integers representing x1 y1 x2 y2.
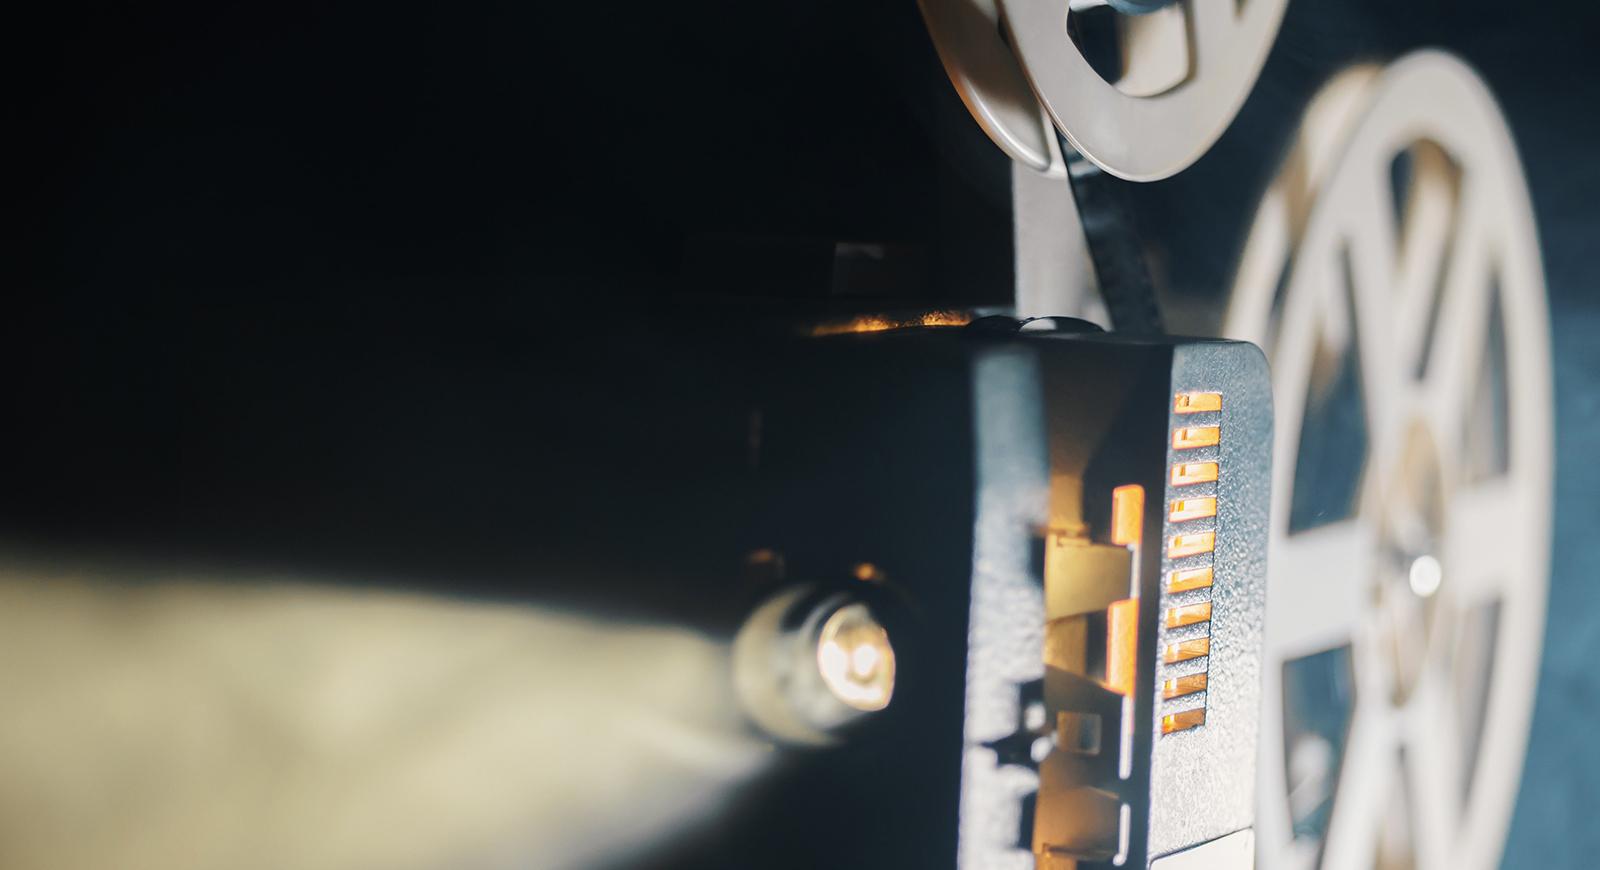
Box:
1343 197 1403 469
1417 210 1497 453
1443 481 1521 604
1400 674 1469 869
1392 143 1463 368
1266 523 1374 654
1317 703 1398 870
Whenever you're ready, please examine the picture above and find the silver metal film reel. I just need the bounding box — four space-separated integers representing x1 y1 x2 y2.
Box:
1002 0 1287 181
1225 52 1553 870
918 0 1067 176
919 0 1287 180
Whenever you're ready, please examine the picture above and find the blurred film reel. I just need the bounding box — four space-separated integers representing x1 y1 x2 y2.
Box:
1225 51 1552 870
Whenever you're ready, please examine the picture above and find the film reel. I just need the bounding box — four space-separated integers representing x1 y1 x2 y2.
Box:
1225 52 1552 870
1003 0 1287 181
920 0 1287 180
918 0 1066 175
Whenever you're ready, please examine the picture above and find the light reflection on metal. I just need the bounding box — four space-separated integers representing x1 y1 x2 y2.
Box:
851 562 885 583
1407 554 1442 598
1168 497 1216 523
1162 673 1209 701
1161 708 1206 735
1173 392 1223 414
1161 393 1222 740
1105 485 1144 697
1032 481 1146 865
1105 597 1140 697
1167 566 1214 593
1168 531 1216 559
735 588 897 744
816 603 896 712
1111 484 1146 546
1164 637 1211 664
1172 426 1221 450
1165 602 1213 629
807 310 973 337
1170 462 1219 486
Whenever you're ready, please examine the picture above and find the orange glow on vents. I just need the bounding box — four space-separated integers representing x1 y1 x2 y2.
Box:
1162 709 1206 735
1163 637 1211 664
1167 531 1216 559
1161 673 1208 700
1104 485 1144 699
1105 598 1140 697
1111 485 1145 547
1174 392 1222 414
1161 391 1221 736
1169 462 1219 486
807 310 973 336
1172 426 1221 449
1166 566 1214 593
1168 497 1216 522
1165 602 1212 629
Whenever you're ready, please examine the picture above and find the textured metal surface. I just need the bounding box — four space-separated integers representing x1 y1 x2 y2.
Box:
961 334 1270 869
1147 340 1272 860
962 346 1052 870
1151 829 1256 870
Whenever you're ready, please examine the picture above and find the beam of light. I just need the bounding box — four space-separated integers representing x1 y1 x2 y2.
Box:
0 557 773 870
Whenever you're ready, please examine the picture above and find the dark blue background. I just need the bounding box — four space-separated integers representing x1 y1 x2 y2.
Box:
9 1 1597 865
